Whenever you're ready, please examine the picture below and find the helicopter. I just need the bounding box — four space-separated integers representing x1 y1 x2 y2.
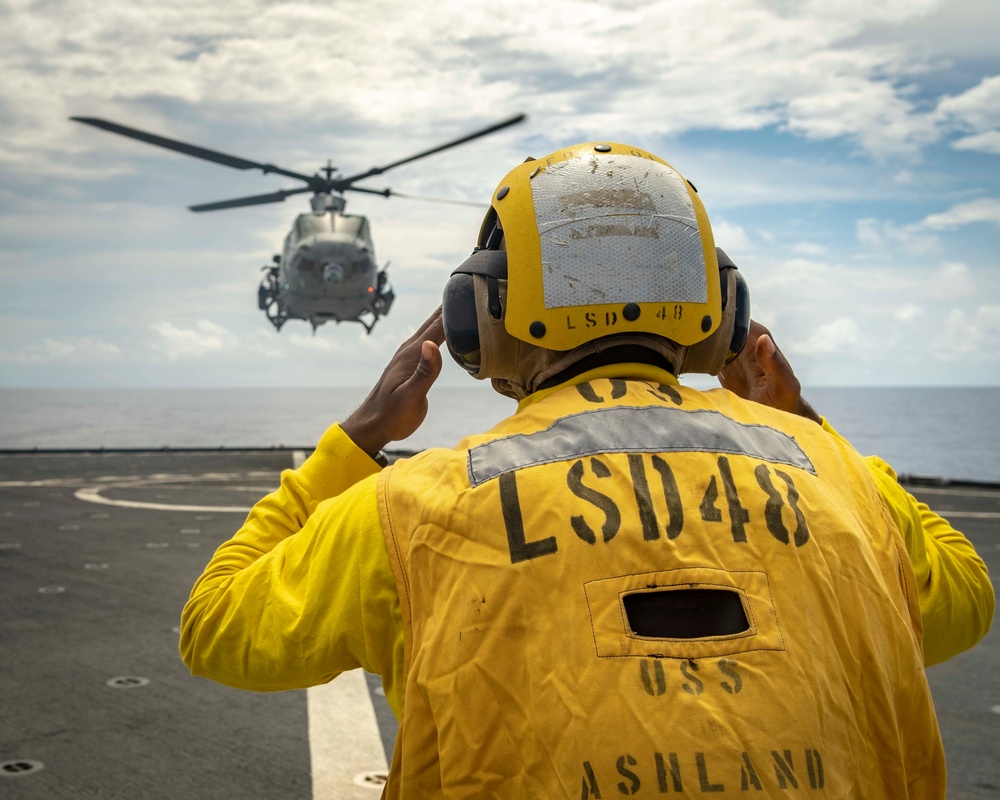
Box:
70 113 526 333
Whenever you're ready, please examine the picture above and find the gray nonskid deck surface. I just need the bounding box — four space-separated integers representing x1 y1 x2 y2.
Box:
0 451 997 799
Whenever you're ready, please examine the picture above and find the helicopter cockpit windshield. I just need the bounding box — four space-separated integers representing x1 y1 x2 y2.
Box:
289 213 372 249
296 213 334 236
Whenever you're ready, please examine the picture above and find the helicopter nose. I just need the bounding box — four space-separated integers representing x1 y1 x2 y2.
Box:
322 262 345 283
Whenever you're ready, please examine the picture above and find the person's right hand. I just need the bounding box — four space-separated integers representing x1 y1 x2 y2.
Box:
342 308 446 458
718 320 821 423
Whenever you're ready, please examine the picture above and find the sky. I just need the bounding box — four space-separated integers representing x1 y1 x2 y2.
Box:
2 0 999 389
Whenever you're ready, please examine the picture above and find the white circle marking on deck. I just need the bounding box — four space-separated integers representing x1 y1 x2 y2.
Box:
75 474 254 513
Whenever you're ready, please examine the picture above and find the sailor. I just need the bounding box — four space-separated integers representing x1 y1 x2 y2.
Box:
181 142 993 799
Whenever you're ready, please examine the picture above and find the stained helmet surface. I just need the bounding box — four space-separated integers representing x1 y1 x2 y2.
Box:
491 142 721 350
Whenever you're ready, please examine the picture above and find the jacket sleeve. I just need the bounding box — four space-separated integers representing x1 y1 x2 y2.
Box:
821 419 994 666
179 423 406 715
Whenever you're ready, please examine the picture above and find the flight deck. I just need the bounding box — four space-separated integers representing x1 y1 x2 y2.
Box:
1 449 997 799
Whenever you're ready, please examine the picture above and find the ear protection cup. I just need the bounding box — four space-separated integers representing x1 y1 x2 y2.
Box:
678 248 751 375
442 248 507 375
715 247 751 366
442 272 481 374
726 268 751 365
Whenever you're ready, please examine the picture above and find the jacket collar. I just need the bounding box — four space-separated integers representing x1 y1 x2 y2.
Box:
517 363 679 412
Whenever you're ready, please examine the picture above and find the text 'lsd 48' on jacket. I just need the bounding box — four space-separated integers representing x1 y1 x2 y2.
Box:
377 366 945 799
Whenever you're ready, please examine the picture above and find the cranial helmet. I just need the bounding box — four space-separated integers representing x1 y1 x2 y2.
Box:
442 142 750 399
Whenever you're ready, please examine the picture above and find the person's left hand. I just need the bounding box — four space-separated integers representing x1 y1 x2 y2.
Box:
342 308 445 457
718 319 821 423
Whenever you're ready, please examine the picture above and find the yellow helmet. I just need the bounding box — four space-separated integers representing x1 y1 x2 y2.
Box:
502 142 722 347
443 142 749 394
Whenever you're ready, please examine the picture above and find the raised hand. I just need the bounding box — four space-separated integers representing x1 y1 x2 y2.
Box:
342 308 446 457
718 320 821 423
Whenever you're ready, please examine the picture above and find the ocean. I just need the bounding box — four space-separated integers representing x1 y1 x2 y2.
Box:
1 385 998 483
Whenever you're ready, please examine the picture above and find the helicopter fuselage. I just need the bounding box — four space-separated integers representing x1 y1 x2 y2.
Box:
259 208 394 332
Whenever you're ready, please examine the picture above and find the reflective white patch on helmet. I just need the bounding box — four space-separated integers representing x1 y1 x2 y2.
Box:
531 154 707 309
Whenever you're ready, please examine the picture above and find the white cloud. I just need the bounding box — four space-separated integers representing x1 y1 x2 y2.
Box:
756 253 985 313
937 74 1000 131
150 319 235 360
932 262 974 297
952 130 1000 155
751 257 831 291
863 0 1000 62
791 241 829 257
711 219 753 254
790 317 867 357
894 304 924 322
0 0 982 184
936 74 1000 155
856 217 940 255
739 247 1000 383
855 198 1000 257
0 337 122 364
783 74 937 156
920 198 1000 230
932 305 1000 361
286 333 346 352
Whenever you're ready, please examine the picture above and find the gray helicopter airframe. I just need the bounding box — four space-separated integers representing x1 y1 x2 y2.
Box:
71 114 526 333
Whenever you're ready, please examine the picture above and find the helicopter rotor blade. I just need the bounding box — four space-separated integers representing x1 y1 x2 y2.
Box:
189 187 313 212
336 113 527 187
70 117 316 184
373 190 489 209
343 186 392 198
344 184 488 208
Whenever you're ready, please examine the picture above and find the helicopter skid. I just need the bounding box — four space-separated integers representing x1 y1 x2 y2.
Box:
261 288 394 334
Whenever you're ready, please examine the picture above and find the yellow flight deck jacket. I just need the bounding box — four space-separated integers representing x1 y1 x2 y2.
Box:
181 365 994 800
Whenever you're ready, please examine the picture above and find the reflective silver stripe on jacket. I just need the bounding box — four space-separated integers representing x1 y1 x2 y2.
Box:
467 405 815 487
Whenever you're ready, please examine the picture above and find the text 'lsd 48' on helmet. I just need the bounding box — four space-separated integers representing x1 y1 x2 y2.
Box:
443 142 749 384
